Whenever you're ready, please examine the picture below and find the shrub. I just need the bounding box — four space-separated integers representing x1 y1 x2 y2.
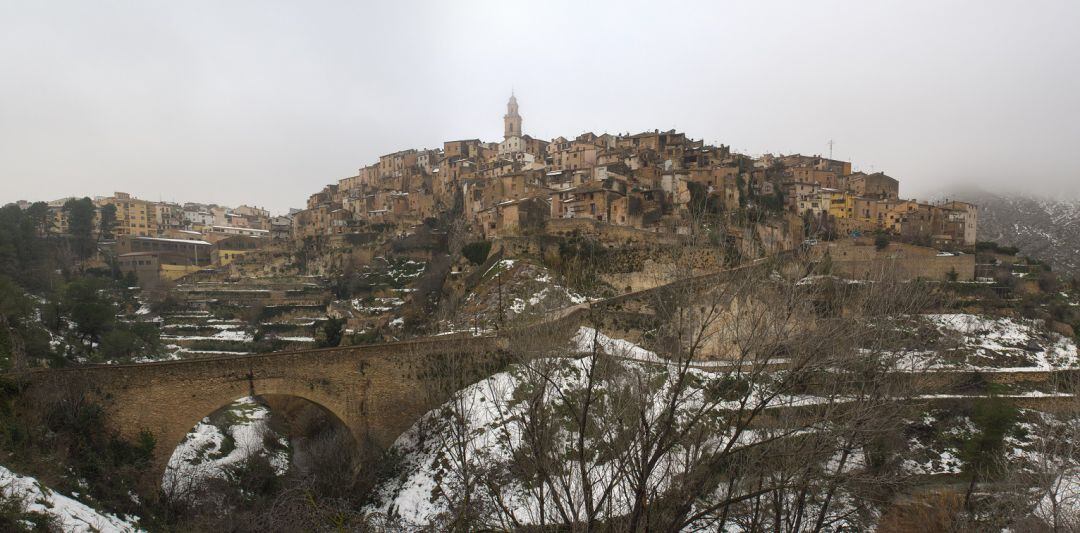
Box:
316 317 345 348
976 241 1019 256
462 241 492 265
874 235 889 251
1038 272 1060 293
98 328 141 361
349 330 380 345
878 491 963 533
149 291 181 315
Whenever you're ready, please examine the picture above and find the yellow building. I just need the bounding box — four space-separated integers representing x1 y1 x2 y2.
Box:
213 249 253 266
211 235 264 266
99 192 158 237
160 263 202 281
823 190 855 220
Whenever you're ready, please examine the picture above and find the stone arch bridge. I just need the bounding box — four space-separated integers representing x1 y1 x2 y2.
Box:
20 333 529 492
16 261 770 494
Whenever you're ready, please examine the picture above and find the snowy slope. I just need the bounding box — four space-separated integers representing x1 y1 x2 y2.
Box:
369 336 704 526
895 314 1080 371
1037 468 1080 529
163 397 289 499
450 259 587 332
368 314 1080 529
368 328 852 529
0 465 141 532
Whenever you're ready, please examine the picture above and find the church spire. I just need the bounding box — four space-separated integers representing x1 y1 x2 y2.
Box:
504 93 522 140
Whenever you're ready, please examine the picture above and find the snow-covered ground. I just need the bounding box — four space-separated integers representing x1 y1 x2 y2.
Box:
352 297 402 315
506 266 588 313
273 336 315 343
161 328 254 343
572 326 658 361
894 313 1079 371
571 326 784 370
451 260 590 332
163 397 289 499
0 465 141 532
370 354 635 527
900 411 973 476
367 311 1080 529
900 407 1066 479
369 330 848 529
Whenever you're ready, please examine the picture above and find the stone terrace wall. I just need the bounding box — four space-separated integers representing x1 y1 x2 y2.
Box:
818 241 976 281
543 218 685 246
495 227 726 293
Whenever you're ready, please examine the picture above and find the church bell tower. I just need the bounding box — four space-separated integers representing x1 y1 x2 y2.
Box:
504 93 522 140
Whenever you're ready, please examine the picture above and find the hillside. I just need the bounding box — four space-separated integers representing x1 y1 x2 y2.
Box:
947 188 1080 275
368 318 1080 530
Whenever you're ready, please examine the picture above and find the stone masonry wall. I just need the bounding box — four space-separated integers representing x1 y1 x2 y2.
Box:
817 241 976 281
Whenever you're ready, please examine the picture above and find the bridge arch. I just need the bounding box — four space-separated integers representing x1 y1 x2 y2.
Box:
107 363 381 487
162 393 359 499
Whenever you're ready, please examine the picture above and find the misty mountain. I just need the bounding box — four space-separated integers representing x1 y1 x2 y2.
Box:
946 188 1080 276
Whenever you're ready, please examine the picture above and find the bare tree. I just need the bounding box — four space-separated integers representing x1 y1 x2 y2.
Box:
415 236 939 531
1020 374 1080 532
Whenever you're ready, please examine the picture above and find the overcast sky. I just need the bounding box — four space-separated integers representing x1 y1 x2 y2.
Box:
2 1 1078 213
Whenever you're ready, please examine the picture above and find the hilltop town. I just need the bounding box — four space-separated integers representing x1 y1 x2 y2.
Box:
298 94 977 252
17 95 980 290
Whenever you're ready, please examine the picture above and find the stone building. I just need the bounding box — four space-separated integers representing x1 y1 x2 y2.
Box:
211 235 264 266
551 185 624 223
847 172 900 200
477 197 548 238
114 235 212 266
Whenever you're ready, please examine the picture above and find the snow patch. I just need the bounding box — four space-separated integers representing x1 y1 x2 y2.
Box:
0 465 141 532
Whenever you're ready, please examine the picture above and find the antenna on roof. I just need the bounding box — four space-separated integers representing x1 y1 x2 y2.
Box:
827 139 834 159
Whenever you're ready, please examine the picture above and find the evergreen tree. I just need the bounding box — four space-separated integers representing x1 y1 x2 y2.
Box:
0 275 33 369
63 278 116 351
960 391 1019 510
24 201 51 236
317 317 345 348
63 197 96 258
874 234 890 251
0 203 54 290
99 203 117 241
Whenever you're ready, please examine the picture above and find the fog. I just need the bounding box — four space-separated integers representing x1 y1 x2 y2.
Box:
2 0 1078 213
